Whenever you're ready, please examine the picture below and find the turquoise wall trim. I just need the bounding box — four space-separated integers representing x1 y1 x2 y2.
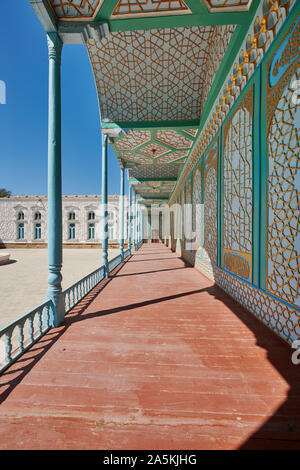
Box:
252 68 261 288
184 182 186 250
128 183 132 253
217 129 223 268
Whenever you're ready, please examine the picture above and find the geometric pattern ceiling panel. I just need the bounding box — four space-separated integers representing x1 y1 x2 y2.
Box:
119 148 189 166
138 192 171 198
155 130 193 149
114 131 151 150
155 149 189 164
139 142 170 158
112 125 198 177
119 152 153 164
128 164 182 179
183 129 198 137
203 0 252 11
87 26 215 123
111 0 191 18
48 0 103 19
132 180 176 199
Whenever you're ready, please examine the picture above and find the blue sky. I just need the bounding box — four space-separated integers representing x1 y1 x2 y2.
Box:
0 2 126 196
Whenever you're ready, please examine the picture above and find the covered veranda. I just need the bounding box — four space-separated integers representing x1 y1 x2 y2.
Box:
0 0 299 451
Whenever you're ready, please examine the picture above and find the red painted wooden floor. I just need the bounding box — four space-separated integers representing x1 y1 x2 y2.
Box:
0 244 299 450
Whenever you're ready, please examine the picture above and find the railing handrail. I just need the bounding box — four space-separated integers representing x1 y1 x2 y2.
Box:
63 264 105 297
0 299 52 336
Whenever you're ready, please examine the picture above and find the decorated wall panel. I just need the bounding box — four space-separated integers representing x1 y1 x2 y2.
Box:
185 179 192 250
203 140 218 266
223 88 253 281
266 16 300 310
192 163 202 256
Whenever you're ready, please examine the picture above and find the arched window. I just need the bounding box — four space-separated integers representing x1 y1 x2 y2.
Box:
34 223 41 240
18 211 24 220
34 211 41 220
108 226 115 239
88 223 95 240
68 211 75 220
88 211 95 220
68 223 76 240
17 223 24 239
107 211 115 239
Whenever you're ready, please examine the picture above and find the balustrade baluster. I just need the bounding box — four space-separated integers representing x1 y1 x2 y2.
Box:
5 331 12 364
28 316 34 344
18 322 24 352
37 310 42 337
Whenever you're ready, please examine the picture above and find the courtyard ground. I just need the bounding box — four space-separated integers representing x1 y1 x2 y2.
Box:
0 248 119 329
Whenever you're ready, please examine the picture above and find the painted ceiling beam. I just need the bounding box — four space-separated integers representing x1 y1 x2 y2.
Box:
30 0 57 32
132 178 177 182
112 120 200 130
139 197 169 200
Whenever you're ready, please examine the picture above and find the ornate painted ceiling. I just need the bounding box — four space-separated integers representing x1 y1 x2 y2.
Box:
86 26 218 124
32 0 258 203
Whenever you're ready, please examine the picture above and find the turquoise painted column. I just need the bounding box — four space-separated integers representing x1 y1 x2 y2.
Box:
46 32 65 327
126 210 129 246
138 204 141 244
136 200 140 245
128 183 132 255
119 167 125 261
133 191 137 251
141 206 144 243
101 133 108 277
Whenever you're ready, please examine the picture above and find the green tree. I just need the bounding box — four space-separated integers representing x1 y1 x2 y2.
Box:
0 188 12 198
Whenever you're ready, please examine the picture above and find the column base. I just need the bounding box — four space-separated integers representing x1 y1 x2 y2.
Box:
47 288 65 327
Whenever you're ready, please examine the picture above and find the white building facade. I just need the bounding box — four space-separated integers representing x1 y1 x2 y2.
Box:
0 195 129 247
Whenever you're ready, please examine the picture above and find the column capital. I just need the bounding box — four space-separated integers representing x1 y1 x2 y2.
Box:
47 32 63 63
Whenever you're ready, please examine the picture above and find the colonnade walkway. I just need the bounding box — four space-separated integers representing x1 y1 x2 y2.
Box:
0 244 299 450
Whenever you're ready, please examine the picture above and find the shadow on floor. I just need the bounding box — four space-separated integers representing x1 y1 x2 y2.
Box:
128 257 180 262
211 284 300 449
172 244 300 449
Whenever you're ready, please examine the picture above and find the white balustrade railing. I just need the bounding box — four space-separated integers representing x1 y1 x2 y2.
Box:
0 247 136 374
0 300 54 374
